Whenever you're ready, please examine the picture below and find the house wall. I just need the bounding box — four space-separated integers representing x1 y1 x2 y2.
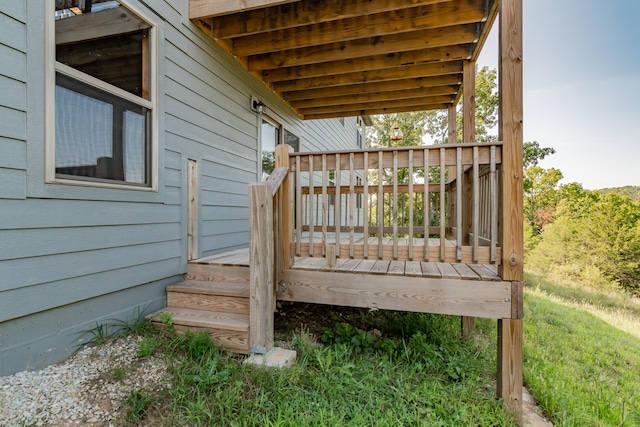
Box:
0 0 360 375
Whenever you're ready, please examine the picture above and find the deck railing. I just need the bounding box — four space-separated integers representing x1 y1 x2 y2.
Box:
280 142 502 265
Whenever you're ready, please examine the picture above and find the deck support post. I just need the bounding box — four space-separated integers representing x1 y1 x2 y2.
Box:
497 0 524 415
497 318 523 416
275 144 294 272
461 59 476 337
248 183 275 354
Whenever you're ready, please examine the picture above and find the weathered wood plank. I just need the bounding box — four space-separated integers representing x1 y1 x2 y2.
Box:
452 263 480 280
404 261 422 277
168 292 250 314
387 260 405 276
249 184 274 353
279 270 513 318
334 258 363 272
435 262 459 279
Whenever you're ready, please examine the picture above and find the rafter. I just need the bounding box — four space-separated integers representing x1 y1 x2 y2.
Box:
273 61 463 92
282 75 462 102
259 44 471 79
289 86 459 109
297 95 454 116
303 103 452 120
247 24 477 70
232 0 485 57
206 0 451 38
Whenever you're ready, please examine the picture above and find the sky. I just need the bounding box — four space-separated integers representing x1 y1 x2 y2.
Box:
476 0 640 190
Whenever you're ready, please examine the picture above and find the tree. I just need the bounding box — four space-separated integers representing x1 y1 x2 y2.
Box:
424 66 499 144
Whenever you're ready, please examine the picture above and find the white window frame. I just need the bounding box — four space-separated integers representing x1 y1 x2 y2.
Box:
45 0 159 191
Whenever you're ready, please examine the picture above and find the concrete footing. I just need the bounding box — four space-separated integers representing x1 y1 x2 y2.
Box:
243 347 296 368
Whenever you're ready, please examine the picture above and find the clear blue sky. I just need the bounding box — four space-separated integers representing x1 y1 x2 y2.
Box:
477 0 640 189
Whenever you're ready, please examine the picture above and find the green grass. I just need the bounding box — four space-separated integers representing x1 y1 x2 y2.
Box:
127 312 517 426
523 272 640 426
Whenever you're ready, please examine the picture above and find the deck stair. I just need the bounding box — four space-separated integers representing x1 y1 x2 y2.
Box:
148 249 251 354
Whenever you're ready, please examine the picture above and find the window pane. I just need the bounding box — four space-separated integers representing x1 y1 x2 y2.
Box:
55 73 150 185
55 85 113 170
284 129 299 152
123 110 146 184
261 120 279 180
55 1 151 99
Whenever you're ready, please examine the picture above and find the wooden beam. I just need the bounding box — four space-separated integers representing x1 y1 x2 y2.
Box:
460 59 476 336
290 86 458 109
232 0 485 56
297 95 454 116
282 75 462 102
207 0 451 38
279 269 512 318
274 61 464 92
498 0 524 282
55 6 150 45
497 318 523 416
463 60 476 142
248 183 275 354
302 103 452 119
259 44 472 78
248 24 478 70
190 0 297 19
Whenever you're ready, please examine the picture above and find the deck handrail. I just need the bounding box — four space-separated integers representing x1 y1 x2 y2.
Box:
247 146 295 355
285 142 502 265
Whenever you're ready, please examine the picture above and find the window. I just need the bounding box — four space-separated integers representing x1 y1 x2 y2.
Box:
261 118 299 180
50 0 155 187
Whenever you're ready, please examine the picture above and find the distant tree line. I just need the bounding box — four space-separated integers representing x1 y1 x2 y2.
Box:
524 146 640 296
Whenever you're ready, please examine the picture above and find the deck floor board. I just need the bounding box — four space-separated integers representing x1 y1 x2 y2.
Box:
191 248 501 282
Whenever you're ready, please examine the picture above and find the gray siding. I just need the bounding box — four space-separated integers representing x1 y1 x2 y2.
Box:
0 7 27 200
0 0 361 375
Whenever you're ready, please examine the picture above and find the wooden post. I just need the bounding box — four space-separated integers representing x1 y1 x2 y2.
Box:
187 160 198 261
497 0 524 415
249 183 274 354
497 318 523 415
275 144 294 271
461 59 477 337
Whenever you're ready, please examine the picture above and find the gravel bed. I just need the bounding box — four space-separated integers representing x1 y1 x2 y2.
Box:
0 335 169 427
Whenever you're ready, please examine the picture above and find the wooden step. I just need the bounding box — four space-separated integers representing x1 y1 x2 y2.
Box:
186 263 250 284
148 307 249 354
167 281 250 314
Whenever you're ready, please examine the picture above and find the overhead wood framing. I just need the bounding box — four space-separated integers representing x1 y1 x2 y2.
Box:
191 0 499 119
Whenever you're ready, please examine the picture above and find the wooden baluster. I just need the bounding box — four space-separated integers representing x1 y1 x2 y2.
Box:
408 150 414 260
295 156 302 256
349 153 355 258
490 145 498 263
322 154 328 257
363 151 369 259
335 153 341 257
456 147 463 262
377 151 384 259
392 151 398 260
473 146 479 263
308 155 314 256
424 148 430 261
439 148 446 262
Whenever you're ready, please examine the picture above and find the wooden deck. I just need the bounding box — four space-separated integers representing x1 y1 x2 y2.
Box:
192 247 500 282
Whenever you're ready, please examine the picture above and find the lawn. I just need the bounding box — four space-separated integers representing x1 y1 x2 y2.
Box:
523 272 640 427
126 309 517 426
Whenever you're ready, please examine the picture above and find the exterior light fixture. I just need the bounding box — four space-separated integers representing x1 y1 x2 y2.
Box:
252 99 266 114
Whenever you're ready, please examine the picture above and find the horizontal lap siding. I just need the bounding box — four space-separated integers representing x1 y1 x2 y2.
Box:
163 21 258 258
0 9 27 200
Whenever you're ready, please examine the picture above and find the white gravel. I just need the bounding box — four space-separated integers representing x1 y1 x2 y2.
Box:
0 335 169 427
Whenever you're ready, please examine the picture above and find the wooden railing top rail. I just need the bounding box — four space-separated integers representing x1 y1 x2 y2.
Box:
289 143 503 171
264 166 288 196
287 141 503 158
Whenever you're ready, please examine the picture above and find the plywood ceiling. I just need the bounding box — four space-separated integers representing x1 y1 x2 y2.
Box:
190 0 498 120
